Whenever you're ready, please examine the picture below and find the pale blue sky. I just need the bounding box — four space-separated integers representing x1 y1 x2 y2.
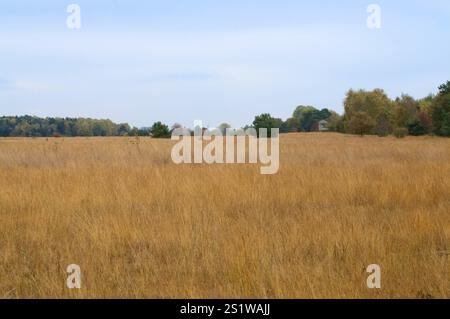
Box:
1 0 449 127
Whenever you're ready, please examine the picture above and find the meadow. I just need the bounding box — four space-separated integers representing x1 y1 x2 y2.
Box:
0 133 449 298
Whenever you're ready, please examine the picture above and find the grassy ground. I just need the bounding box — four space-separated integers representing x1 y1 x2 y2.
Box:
0 133 449 298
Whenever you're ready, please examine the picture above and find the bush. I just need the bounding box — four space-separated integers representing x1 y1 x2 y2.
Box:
252 113 282 137
348 111 375 136
407 119 427 136
393 127 408 138
151 121 171 138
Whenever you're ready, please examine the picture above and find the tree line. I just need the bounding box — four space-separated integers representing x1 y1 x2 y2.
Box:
1 81 449 138
247 81 450 137
0 116 172 138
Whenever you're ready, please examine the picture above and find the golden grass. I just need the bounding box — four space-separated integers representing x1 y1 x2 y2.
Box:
0 133 449 299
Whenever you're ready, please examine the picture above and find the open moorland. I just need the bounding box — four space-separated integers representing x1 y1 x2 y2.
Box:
0 133 449 298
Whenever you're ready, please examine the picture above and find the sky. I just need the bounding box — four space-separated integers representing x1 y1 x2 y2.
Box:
1 0 449 128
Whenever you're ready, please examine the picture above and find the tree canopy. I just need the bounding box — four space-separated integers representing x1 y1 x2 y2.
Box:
150 121 171 138
431 82 450 136
0 116 131 137
252 114 282 137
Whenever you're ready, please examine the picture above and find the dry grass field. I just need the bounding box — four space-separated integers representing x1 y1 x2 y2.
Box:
0 133 449 299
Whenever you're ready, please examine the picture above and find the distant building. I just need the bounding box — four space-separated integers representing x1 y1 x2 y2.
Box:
318 120 329 132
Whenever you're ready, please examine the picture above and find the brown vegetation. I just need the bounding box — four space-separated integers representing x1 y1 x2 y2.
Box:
0 133 449 298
